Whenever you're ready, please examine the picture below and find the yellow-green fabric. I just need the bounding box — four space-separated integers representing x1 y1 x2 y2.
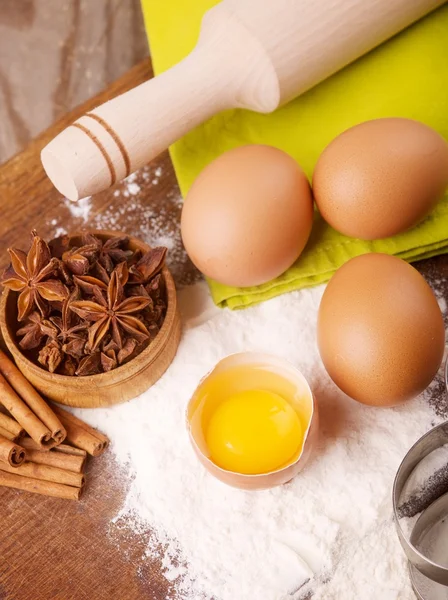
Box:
141 2 448 309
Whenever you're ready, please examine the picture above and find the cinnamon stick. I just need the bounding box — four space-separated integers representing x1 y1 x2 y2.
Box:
52 405 109 452
59 421 106 457
0 412 24 438
24 447 85 474
0 461 85 488
0 435 26 467
0 372 54 448
21 438 87 458
19 437 45 451
53 444 87 457
0 470 81 500
0 350 66 444
0 426 17 441
51 405 109 456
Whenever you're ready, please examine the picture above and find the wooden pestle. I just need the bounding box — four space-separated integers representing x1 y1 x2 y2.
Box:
41 0 444 201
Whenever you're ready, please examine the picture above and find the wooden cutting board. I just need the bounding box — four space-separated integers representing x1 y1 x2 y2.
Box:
0 58 447 600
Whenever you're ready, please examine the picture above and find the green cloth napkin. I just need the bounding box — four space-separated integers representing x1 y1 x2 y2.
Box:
141 1 448 309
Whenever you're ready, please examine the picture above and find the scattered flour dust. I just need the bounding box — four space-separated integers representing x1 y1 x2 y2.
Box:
63 196 92 222
71 281 446 600
47 166 194 284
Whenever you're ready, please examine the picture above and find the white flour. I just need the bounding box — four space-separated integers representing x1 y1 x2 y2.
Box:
47 166 195 286
72 280 446 600
63 196 92 222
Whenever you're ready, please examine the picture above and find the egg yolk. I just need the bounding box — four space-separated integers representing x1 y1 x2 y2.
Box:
205 389 302 475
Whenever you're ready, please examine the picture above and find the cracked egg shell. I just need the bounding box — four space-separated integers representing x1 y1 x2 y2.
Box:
187 353 318 491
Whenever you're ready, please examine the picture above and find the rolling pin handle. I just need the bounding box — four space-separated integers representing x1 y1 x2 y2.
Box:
40 2 280 201
41 50 232 201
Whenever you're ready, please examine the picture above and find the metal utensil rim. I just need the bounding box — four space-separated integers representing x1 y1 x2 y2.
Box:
392 356 448 586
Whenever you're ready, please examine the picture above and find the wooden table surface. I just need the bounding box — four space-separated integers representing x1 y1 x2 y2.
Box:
0 59 191 600
0 5 447 600
0 6 193 598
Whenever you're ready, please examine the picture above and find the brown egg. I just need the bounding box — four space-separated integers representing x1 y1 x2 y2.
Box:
313 118 448 240
181 145 313 287
317 254 445 407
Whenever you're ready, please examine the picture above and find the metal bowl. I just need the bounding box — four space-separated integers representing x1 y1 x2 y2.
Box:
393 356 448 598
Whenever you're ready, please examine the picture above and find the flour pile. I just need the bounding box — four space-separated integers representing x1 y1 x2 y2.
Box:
74 281 446 600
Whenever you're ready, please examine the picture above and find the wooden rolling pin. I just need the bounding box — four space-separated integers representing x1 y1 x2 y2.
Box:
41 0 445 200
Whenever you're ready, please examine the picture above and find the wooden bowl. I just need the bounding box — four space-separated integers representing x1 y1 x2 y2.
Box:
0 230 181 408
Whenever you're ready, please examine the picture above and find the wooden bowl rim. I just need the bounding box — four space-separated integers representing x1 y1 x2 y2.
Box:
0 229 178 384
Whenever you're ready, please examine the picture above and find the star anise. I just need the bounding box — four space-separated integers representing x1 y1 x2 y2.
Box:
1 231 69 321
91 261 110 285
70 263 151 351
65 238 99 261
127 248 143 268
146 323 160 341
146 274 165 301
82 233 132 273
129 247 166 284
62 337 86 359
16 311 57 350
127 283 151 298
102 336 120 355
101 335 137 366
117 337 139 365
73 274 108 296
61 237 100 276
76 352 101 376
73 256 130 295
4 231 168 377
49 234 70 259
60 355 78 376
38 339 64 373
128 275 165 303
63 251 90 276
101 349 117 372
129 281 166 327
54 258 73 286
48 286 87 357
